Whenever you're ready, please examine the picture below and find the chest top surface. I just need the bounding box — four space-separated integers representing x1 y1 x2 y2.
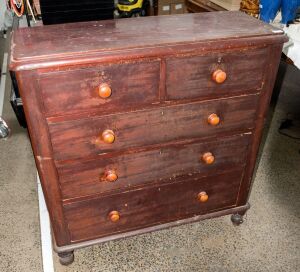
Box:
10 11 285 70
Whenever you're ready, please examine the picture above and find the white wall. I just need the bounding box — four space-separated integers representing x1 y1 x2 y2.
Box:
0 0 7 31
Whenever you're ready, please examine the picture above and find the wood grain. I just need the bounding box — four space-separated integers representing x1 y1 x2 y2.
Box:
166 47 267 100
58 134 251 201
55 204 250 251
9 12 286 251
15 71 71 246
236 44 284 206
64 169 244 242
11 12 283 63
38 60 160 116
186 0 226 12
48 94 259 161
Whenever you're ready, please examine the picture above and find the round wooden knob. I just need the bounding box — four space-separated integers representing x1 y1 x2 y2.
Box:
212 69 227 84
202 152 215 165
207 113 220 126
98 83 112 98
102 129 115 144
105 170 118 182
198 192 209 203
109 211 120 222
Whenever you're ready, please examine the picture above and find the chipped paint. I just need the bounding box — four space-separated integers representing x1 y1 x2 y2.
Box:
36 156 52 162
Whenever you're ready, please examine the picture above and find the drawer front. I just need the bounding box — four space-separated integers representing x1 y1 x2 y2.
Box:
64 169 243 242
39 60 160 116
166 47 267 100
49 94 258 161
58 134 251 200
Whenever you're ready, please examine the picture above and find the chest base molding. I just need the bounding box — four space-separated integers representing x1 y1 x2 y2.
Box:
53 203 250 254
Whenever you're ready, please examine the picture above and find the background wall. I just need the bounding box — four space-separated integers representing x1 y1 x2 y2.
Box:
0 0 8 31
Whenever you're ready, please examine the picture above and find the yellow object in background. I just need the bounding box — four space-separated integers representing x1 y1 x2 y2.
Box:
240 0 259 17
117 0 149 17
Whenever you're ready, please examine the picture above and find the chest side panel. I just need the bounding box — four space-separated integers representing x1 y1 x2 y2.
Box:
14 71 71 247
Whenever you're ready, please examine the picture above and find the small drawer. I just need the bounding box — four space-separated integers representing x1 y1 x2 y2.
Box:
64 169 243 243
58 134 251 200
166 47 267 100
48 94 258 161
38 60 160 116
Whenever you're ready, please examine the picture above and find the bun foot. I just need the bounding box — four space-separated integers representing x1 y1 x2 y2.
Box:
231 214 244 226
58 251 74 265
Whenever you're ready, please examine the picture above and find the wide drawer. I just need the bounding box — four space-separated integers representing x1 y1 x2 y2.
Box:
64 169 243 243
166 47 267 100
58 134 251 200
49 94 259 161
38 59 160 116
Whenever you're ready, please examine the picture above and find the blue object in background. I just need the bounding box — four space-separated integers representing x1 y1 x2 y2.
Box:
260 0 281 23
260 0 300 24
281 0 300 23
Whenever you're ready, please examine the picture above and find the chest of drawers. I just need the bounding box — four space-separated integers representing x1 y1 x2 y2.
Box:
10 11 286 265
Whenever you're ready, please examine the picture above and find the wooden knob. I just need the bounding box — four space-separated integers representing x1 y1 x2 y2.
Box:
198 191 209 203
207 113 220 126
98 83 112 98
202 152 215 165
102 129 115 144
212 69 227 84
109 211 120 222
104 170 118 182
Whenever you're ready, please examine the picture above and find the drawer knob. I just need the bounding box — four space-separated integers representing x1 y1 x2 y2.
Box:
198 191 209 203
104 170 118 182
202 152 215 165
98 83 112 98
102 129 115 144
109 211 120 222
212 69 227 84
207 113 220 126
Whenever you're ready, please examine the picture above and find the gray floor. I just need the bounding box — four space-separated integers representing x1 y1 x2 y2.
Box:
0 34 299 271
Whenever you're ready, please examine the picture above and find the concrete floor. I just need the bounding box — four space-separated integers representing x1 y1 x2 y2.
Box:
0 34 299 271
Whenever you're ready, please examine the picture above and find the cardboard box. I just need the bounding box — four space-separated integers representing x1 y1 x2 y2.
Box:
156 0 186 15
171 2 185 14
158 3 171 15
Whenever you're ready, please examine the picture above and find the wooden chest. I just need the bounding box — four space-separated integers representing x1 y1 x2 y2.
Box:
10 12 286 265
